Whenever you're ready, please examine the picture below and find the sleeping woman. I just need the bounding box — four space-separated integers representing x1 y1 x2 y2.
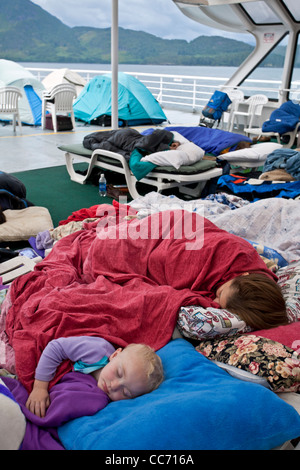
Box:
212 272 287 330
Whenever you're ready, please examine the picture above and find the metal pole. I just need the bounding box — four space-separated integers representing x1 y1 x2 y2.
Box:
111 0 118 129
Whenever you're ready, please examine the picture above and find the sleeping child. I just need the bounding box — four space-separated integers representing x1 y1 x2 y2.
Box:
26 336 164 418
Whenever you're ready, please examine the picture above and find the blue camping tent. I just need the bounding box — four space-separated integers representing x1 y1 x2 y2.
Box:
73 72 167 125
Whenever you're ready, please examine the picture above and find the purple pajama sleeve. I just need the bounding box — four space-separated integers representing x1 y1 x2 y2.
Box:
35 336 116 381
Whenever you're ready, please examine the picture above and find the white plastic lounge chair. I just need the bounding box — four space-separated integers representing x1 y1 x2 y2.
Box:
0 86 22 133
59 143 223 199
245 121 300 148
41 84 76 133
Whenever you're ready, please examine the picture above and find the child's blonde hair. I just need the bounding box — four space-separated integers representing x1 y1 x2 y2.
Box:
123 343 164 392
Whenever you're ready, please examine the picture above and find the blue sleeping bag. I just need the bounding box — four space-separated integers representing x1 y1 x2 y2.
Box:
142 126 251 156
262 100 300 134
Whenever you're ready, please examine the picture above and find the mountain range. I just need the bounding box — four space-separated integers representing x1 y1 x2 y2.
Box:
0 0 287 66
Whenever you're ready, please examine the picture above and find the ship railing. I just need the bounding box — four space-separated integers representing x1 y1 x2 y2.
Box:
26 67 300 113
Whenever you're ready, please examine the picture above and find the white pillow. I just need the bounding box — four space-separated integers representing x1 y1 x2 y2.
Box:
171 131 190 145
141 142 204 169
0 206 54 242
218 142 282 163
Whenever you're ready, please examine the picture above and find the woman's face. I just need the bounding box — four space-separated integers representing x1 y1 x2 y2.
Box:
213 279 235 308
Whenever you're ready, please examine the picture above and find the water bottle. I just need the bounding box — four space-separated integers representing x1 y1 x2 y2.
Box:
99 173 107 197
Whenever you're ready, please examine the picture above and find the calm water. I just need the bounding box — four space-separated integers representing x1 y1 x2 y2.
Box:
19 61 300 112
21 61 300 86
19 61 286 80
20 62 239 78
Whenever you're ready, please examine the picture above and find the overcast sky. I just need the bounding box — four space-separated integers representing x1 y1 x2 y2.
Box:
31 0 252 43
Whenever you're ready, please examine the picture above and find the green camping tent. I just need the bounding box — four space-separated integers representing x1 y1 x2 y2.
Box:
0 60 45 125
73 72 167 125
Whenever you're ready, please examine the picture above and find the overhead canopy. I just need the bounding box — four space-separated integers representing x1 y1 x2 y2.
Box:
0 59 45 125
42 68 86 97
173 0 300 100
73 72 167 126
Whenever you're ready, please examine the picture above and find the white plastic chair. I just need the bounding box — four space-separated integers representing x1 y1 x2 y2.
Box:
41 84 76 132
0 86 22 133
221 89 244 130
245 121 300 148
229 94 268 132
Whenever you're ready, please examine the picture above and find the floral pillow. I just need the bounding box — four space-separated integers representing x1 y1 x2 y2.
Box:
177 305 251 340
196 334 300 393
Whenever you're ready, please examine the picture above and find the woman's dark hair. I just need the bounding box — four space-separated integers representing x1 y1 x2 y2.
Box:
226 273 288 330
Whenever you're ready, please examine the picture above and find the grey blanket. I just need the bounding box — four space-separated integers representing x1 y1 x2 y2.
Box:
83 128 173 161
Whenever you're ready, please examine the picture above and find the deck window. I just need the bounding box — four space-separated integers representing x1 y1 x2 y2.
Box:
282 0 300 22
289 33 300 101
241 1 282 25
240 35 288 101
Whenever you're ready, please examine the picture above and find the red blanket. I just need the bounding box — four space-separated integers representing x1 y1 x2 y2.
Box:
5 208 275 391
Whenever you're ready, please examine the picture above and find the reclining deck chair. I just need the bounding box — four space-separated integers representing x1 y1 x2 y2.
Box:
59 143 222 199
245 100 300 148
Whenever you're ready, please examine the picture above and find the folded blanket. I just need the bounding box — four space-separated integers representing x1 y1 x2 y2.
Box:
263 148 300 180
262 100 300 134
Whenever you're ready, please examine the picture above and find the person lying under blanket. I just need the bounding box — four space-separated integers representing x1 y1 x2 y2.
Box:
4 208 289 397
82 127 174 159
26 336 163 418
82 127 252 180
132 138 205 180
1 338 163 450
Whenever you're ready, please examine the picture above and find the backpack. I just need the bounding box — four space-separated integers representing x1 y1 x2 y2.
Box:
202 90 232 121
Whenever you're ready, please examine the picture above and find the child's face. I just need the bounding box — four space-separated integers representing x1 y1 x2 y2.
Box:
97 347 148 401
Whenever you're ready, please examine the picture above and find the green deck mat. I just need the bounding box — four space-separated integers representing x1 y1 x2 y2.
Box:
12 164 114 228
